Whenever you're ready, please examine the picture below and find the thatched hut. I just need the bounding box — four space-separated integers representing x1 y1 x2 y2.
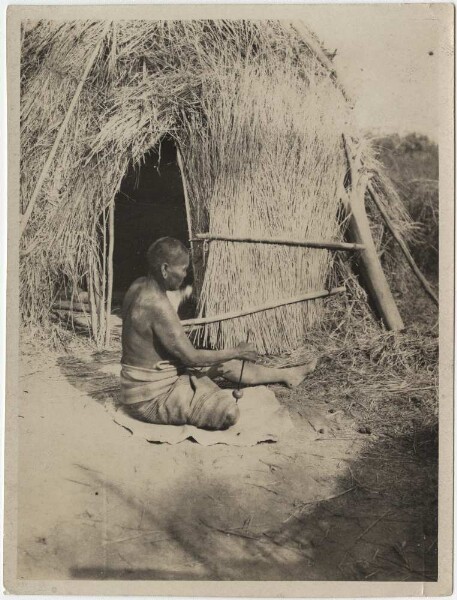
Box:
20 19 410 352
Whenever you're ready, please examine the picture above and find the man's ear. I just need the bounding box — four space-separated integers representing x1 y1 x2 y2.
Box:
161 263 168 279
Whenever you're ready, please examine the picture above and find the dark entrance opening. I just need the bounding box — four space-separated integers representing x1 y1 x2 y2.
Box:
113 138 191 307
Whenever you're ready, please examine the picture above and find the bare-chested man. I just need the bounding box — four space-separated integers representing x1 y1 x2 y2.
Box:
120 237 317 430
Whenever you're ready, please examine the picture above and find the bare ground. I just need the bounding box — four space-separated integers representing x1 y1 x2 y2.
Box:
17 339 437 581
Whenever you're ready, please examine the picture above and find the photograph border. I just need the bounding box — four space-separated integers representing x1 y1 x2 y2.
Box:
4 3 454 595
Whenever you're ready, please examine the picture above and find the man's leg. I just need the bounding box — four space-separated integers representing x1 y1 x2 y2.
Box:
187 375 240 430
125 375 194 425
207 358 317 389
127 374 240 430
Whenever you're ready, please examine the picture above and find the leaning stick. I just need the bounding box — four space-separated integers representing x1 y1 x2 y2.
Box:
20 21 111 237
342 134 404 331
181 287 345 328
367 184 438 306
290 21 353 107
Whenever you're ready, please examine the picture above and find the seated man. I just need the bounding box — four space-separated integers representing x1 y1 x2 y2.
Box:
120 237 317 430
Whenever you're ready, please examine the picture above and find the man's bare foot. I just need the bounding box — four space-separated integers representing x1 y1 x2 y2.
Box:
282 358 318 388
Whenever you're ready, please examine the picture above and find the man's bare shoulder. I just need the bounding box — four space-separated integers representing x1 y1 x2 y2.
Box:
125 278 175 317
125 276 148 297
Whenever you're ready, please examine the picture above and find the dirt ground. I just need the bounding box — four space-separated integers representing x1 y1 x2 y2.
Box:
16 338 437 582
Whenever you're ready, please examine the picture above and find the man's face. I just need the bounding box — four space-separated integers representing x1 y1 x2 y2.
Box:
164 253 190 291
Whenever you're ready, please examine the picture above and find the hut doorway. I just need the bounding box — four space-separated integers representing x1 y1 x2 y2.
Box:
112 138 191 308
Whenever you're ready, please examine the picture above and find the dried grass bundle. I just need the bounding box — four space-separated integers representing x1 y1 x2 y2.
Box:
179 61 350 352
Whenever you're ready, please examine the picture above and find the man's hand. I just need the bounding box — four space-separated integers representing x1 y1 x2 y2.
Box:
234 342 258 363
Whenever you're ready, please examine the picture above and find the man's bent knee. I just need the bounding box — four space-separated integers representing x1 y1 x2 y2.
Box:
221 403 240 430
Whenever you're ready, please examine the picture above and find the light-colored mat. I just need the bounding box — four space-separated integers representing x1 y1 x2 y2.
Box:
113 385 293 446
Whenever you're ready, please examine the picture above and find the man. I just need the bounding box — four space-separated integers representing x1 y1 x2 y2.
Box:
121 237 317 430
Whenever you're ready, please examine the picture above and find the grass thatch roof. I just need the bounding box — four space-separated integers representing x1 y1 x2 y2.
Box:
20 19 412 352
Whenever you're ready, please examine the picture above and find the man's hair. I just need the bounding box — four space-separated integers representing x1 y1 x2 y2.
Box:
147 237 189 276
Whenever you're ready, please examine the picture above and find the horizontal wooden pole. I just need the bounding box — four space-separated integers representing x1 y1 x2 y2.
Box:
54 300 91 313
181 286 346 328
191 233 364 252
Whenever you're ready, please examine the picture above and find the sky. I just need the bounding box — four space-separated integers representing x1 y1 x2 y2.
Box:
301 4 451 141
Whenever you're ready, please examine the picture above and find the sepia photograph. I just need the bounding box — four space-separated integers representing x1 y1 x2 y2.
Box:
4 3 454 595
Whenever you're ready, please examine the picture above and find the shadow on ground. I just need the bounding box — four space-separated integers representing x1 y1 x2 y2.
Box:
57 352 437 581
57 350 122 406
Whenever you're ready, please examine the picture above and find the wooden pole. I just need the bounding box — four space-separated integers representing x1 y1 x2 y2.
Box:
20 21 111 238
176 146 204 297
101 205 107 333
104 199 115 347
192 233 365 251
176 148 193 251
88 264 98 340
342 135 404 331
181 286 345 328
93 261 104 346
367 184 438 306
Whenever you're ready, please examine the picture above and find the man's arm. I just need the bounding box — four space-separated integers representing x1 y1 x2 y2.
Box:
149 296 257 367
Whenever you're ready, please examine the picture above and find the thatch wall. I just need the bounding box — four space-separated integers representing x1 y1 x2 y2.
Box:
20 20 411 352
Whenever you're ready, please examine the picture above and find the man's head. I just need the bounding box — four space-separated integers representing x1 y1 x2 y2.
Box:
147 237 190 291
